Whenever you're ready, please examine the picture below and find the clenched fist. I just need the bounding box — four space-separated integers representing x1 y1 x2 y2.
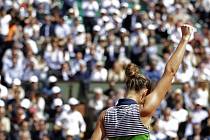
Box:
181 24 195 41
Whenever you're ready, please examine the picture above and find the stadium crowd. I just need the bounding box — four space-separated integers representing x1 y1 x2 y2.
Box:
0 0 209 139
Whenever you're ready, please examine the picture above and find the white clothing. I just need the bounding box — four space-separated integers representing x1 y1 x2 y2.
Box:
158 118 179 138
0 14 11 36
0 84 8 99
82 1 99 17
91 68 108 81
88 99 104 111
55 23 70 38
171 108 188 123
192 109 208 124
44 48 65 70
195 88 209 107
56 110 86 136
74 33 86 46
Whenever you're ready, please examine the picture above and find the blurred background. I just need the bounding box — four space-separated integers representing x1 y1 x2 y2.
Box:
0 0 209 140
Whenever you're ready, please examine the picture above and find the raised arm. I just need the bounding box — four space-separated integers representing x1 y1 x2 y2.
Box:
141 24 194 116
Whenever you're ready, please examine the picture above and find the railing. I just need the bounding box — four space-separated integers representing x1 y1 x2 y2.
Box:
56 80 210 103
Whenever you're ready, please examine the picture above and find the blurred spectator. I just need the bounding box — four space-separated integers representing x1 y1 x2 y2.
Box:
49 98 63 123
19 120 31 140
44 38 65 72
201 108 210 138
167 88 183 109
3 55 23 85
40 15 54 38
74 62 91 81
63 0 78 15
191 99 208 124
107 61 125 81
10 107 26 140
73 25 86 54
90 61 108 81
82 0 99 34
0 8 11 40
177 114 194 140
192 82 209 107
70 52 86 75
56 97 86 140
122 4 141 32
59 62 73 81
55 17 70 39
8 78 25 101
157 107 179 139
0 100 10 133
150 119 166 140
182 82 193 110
144 57 161 82
104 80 116 97
27 75 39 94
187 124 204 140
42 75 58 96
88 87 104 113
171 100 188 123
175 61 194 83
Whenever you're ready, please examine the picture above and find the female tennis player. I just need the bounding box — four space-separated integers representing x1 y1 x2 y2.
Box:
91 24 194 140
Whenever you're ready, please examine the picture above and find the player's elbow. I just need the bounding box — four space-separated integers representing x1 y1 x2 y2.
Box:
164 64 176 76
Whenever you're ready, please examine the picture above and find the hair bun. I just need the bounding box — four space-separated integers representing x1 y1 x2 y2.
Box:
125 63 140 79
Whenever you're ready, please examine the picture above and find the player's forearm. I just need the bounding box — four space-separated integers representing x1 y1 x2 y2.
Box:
164 37 189 76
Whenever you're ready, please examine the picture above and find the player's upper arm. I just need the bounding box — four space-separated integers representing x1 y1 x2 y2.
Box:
141 71 174 116
91 110 106 140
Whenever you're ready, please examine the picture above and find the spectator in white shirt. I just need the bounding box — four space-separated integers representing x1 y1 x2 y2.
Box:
22 60 39 82
0 9 11 37
74 25 86 54
3 55 23 85
44 38 65 71
171 101 188 123
55 18 70 39
175 62 194 83
193 82 209 108
191 99 208 124
2 43 24 73
23 34 39 55
91 61 108 81
130 23 148 47
88 87 104 113
150 119 167 140
56 97 86 140
202 0 210 13
70 52 86 75
158 107 179 139
82 0 99 34
101 0 120 13
95 36 107 62
23 19 34 38
193 62 210 81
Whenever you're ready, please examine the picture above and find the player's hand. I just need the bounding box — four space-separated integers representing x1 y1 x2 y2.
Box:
181 24 195 41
